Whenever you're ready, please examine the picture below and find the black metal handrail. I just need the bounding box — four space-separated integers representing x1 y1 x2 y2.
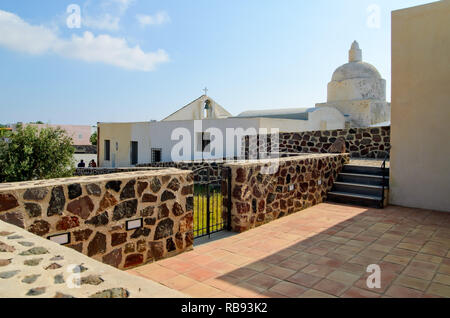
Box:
380 153 389 209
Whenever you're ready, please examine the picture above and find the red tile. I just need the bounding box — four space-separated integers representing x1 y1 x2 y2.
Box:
313 279 349 296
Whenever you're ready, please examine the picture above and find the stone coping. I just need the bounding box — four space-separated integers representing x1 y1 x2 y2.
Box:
224 153 349 168
0 220 186 298
0 168 191 191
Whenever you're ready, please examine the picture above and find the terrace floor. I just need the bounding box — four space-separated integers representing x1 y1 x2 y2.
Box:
127 203 450 298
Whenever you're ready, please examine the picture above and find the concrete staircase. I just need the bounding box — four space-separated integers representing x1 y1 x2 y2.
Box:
327 164 389 208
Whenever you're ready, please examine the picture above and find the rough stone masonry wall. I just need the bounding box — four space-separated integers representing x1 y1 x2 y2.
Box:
223 154 350 232
137 160 226 182
0 169 194 270
243 126 390 159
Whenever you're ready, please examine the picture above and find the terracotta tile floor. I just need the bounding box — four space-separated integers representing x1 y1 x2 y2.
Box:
127 203 450 298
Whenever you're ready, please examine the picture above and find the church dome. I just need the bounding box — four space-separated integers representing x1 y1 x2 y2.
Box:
332 61 381 81
331 41 381 82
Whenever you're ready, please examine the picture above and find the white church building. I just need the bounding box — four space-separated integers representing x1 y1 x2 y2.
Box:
98 41 390 167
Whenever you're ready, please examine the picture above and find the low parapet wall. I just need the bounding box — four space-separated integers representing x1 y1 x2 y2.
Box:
0 168 194 270
0 220 185 298
243 126 390 159
223 154 350 232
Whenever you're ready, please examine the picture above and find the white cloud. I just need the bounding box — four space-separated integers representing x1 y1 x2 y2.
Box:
0 10 169 71
83 13 120 31
137 11 170 27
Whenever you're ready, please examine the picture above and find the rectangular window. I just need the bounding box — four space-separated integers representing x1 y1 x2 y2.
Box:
131 141 138 165
151 148 162 163
104 140 111 161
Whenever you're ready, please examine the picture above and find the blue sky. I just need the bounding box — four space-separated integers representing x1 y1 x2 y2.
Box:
0 0 434 126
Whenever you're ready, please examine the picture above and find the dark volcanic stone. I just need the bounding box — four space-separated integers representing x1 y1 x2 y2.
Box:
172 202 184 217
185 231 194 247
26 287 46 296
111 232 127 246
21 274 40 284
47 186 65 216
67 196 94 220
68 243 83 255
54 274 65 284
24 203 42 218
175 232 184 249
56 216 80 231
154 219 174 240
24 258 43 266
89 288 129 298
54 292 75 298
81 275 104 286
144 218 156 226
86 212 109 227
149 178 162 193
0 270 20 279
86 183 101 196
0 194 19 212
23 188 48 201
120 180 136 200
166 238 176 252
45 263 62 270
141 206 154 217
98 191 118 212
68 184 82 200
19 247 49 256
161 191 176 202
73 229 93 242
0 212 24 228
130 227 150 239
102 248 122 268
65 245 82 257
137 181 148 197
106 181 122 193
186 196 193 212
137 240 146 253
87 232 107 257
148 241 164 260
158 204 170 219
124 254 144 268
181 185 193 196
142 193 157 203
19 241 34 247
167 178 180 192
113 199 138 221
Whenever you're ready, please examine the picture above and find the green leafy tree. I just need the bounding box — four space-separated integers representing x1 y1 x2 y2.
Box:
0 125 75 182
90 131 98 145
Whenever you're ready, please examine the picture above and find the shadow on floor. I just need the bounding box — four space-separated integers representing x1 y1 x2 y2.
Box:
194 231 238 247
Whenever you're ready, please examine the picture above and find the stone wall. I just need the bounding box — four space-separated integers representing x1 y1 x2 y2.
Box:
0 220 185 298
137 160 226 182
75 167 164 176
0 169 194 270
243 126 390 159
223 154 349 232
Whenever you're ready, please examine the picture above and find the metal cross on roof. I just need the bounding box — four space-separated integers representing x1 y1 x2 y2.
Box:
203 87 208 96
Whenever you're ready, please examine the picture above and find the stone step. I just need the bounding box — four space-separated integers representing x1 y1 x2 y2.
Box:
343 164 389 176
333 181 383 197
338 172 389 186
327 191 382 208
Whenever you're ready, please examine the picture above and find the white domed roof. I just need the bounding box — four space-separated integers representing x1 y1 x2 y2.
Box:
332 61 381 81
331 41 382 82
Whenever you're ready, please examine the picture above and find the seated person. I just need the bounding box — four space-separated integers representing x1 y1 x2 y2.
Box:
77 160 86 168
